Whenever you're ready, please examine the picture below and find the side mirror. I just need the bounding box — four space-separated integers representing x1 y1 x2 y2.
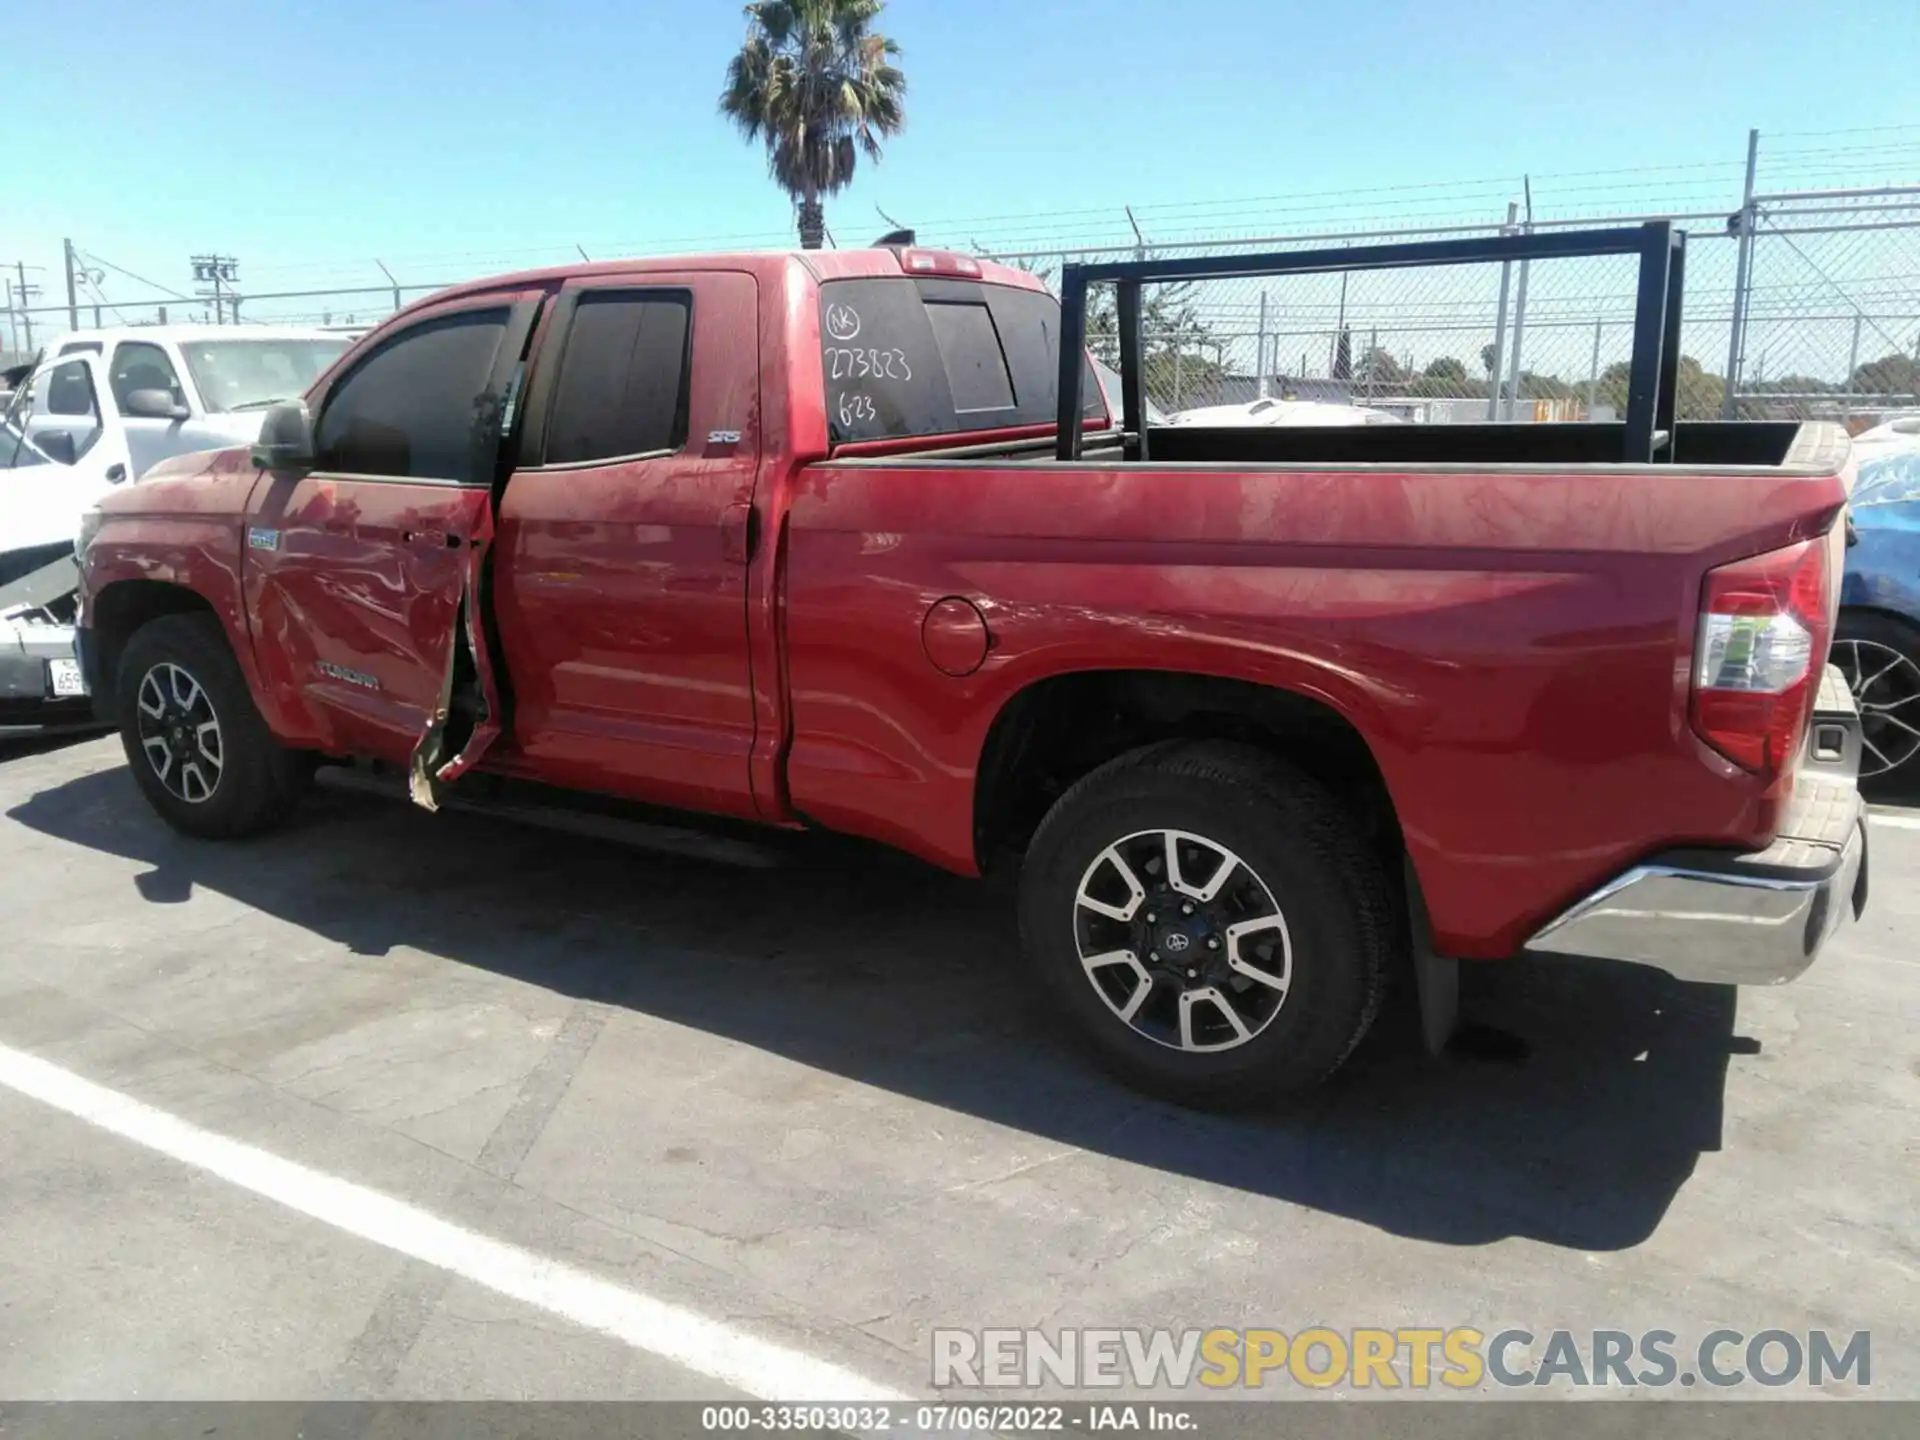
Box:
251 400 316 471
37 430 77 465
124 388 191 422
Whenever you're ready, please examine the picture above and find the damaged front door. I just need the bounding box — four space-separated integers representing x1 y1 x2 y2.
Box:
243 292 543 804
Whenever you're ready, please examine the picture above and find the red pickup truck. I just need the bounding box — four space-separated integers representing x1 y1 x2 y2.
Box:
74 226 1870 1105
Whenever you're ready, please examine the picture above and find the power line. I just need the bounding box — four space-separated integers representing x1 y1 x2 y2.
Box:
78 275 130 326
1769 121 1920 140
79 248 193 302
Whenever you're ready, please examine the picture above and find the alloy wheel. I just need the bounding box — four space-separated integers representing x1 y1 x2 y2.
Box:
135 662 225 804
1073 828 1292 1052
1833 637 1920 780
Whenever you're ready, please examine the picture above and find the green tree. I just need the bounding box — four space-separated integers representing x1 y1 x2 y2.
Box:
1408 354 1485 399
1480 342 1499 377
1593 360 1633 410
1354 346 1408 390
1748 374 1834 396
1085 284 1118 365
1141 284 1220 408
1851 352 1920 396
1593 355 1726 420
720 0 907 250
1675 357 1725 419
1519 371 1576 400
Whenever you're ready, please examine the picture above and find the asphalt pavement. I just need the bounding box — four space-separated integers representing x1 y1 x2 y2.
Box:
0 733 1915 1404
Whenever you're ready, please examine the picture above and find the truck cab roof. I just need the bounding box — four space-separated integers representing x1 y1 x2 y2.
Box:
418 245 1048 311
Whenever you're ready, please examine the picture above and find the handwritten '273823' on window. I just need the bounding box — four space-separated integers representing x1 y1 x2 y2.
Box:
826 347 913 382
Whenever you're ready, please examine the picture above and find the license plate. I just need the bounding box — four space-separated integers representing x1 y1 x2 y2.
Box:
47 658 86 697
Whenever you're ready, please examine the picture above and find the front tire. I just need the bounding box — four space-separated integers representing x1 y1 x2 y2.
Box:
1833 610 1920 796
1018 740 1397 1108
115 613 307 839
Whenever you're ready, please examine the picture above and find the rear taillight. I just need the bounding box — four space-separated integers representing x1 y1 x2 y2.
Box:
1690 538 1833 777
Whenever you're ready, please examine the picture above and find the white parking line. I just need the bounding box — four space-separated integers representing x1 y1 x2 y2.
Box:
0 1040 905 1404
1869 810 1920 831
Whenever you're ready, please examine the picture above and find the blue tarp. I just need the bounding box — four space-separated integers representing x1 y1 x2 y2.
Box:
1853 447 1920 530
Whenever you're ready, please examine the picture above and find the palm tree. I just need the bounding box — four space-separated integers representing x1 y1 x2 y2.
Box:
719 0 907 250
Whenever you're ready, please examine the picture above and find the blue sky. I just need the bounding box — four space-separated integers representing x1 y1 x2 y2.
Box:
6 0 1917 324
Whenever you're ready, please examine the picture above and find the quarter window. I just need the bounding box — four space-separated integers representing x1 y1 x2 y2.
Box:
314 309 509 482
543 292 691 465
45 360 99 418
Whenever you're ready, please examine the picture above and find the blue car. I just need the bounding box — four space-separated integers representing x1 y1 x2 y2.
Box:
1837 418 1920 794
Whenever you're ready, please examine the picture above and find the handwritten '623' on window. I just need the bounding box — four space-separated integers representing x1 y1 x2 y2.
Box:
837 393 878 427
826 347 913 382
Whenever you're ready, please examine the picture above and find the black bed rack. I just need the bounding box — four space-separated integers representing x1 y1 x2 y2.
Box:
1053 221 1689 465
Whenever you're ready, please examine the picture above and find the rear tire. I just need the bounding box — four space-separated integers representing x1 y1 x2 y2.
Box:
1833 610 1920 797
115 613 307 839
1018 740 1397 1108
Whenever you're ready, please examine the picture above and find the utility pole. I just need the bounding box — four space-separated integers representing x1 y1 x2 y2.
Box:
1503 178 1534 423
10 262 43 351
1486 200 1519 420
1588 319 1604 418
1256 292 1269 399
191 254 240 325
63 239 81 332
1722 128 1761 419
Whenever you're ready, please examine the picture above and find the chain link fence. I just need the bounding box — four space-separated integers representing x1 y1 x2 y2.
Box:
5 132 1916 429
986 194 1919 428
997 220 1732 424
1733 190 1920 420
971 133 1920 429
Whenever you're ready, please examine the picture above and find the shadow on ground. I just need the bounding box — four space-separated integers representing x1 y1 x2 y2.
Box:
0 729 108 763
10 762 1757 1252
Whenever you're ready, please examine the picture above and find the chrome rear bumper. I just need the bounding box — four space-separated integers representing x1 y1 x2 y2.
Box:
1523 666 1870 986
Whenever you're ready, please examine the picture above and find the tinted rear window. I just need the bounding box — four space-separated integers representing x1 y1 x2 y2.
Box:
544 291 691 465
820 278 1105 443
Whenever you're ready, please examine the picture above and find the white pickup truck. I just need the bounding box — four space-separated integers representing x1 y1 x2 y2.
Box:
22 325 351 478
1 326 350 729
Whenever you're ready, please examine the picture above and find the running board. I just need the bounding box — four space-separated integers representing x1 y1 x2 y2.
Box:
315 764 790 870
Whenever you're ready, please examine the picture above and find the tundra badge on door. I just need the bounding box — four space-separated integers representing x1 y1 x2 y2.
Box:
317 661 380 690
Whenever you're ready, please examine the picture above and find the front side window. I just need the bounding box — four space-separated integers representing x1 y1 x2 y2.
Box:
179 338 351 414
6 362 103 464
0 420 52 470
110 342 188 414
542 292 691 466
314 310 509 482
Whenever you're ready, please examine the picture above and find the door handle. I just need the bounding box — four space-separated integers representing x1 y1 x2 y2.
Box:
402 528 463 549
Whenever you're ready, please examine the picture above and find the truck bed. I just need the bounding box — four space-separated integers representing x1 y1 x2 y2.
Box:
843 420 1835 473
